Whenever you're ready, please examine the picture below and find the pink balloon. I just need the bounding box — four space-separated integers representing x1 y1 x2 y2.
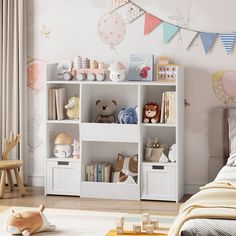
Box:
221 71 236 97
27 59 47 91
98 12 126 48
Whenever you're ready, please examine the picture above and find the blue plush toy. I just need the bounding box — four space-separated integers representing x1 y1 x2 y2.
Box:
117 106 138 124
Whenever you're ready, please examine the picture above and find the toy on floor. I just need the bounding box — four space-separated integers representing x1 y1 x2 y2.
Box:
112 153 138 184
5 205 56 236
115 213 159 235
65 96 80 120
108 62 126 82
117 106 138 124
143 102 160 123
95 100 117 123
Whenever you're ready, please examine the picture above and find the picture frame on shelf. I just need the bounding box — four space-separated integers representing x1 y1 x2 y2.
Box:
156 64 178 82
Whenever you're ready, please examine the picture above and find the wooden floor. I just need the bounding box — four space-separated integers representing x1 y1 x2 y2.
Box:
0 187 190 216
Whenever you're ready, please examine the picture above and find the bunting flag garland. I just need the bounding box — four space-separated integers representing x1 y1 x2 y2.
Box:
180 29 198 49
144 13 162 35
111 0 129 11
126 2 144 24
109 0 236 55
199 33 217 54
220 33 236 55
163 22 179 44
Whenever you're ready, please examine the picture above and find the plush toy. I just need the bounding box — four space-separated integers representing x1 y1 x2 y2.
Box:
95 100 117 123
143 102 160 123
65 96 80 120
108 62 126 82
117 106 138 124
53 132 72 158
5 205 56 235
112 154 138 184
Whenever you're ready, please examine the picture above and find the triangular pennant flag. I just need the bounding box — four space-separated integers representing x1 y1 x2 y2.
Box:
111 0 129 11
180 29 198 49
163 22 179 44
126 2 144 24
199 32 217 54
144 13 162 35
220 33 236 55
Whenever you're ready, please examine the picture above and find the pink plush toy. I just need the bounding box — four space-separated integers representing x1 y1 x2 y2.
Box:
5 205 56 235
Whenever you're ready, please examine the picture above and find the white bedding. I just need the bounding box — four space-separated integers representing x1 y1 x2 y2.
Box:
214 165 236 183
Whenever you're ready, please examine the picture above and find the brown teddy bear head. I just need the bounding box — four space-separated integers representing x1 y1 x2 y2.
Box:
144 102 159 118
96 100 117 116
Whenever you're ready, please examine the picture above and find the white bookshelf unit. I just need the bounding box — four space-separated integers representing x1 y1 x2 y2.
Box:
45 63 184 202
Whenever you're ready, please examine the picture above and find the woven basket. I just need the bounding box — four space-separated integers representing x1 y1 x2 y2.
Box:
144 147 164 162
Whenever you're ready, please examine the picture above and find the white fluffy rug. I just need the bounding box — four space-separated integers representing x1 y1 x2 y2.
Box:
0 207 174 235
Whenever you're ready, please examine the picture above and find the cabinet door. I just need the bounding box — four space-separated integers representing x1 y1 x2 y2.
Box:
46 160 80 196
141 165 176 201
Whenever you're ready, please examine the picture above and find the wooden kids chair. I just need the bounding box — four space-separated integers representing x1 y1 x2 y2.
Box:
0 132 26 198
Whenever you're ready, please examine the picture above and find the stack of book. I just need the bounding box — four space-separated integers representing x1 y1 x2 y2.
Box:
48 88 66 120
160 91 176 124
85 162 111 182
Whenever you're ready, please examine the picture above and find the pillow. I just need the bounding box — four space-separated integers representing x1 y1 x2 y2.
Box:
227 116 236 166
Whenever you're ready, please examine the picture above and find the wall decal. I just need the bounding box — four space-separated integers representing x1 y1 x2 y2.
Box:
111 0 129 11
144 13 161 35
212 70 236 104
163 22 179 44
184 99 190 107
180 29 198 49
199 33 217 54
41 25 51 39
98 11 126 48
126 2 144 24
27 59 47 91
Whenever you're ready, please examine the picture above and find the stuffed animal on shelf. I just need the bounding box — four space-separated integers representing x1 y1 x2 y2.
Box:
117 106 138 124
65 96 80 120
95 100 117 123
112 153 138 184
53 132 72 158
143 102 160 123
5 205 56 235
108 62 126 82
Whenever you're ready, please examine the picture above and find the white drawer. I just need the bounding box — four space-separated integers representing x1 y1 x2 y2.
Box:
46 159 81 196
141 164 176 201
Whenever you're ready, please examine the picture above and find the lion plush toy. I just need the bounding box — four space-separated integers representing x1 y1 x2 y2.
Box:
112 154 138 184
5 205 56 235
143 102 160 123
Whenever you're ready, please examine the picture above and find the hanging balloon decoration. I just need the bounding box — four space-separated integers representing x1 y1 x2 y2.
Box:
212 70 236 104
27 59 47 91
97 11 126 49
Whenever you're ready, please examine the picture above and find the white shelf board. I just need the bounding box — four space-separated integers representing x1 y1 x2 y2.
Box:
141 161 176 167
141 123 176 128
46 157 81 162
80 123 139 143
46 119 80 124
46 80 176 86
80 181 140 200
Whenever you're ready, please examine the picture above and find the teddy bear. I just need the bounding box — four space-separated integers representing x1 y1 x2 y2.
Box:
143 102 160 123
112 154 138 184
117 106 138 124
5 205 56 235
95 100 117 123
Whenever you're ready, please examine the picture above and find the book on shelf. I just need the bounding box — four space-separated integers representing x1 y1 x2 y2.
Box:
48 87 66 120
160 91 176 124
85 162 111 183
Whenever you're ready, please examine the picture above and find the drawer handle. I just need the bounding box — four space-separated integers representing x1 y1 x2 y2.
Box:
152 165 164 170
57 161 69 166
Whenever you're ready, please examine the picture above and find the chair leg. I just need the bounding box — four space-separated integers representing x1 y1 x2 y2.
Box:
14 168 26 196
0 170 6 198
6 169 14 191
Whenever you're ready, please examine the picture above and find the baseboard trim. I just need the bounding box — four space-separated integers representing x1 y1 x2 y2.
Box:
28 176 44 187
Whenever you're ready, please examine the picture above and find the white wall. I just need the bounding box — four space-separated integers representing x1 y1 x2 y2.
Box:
27 0 235 192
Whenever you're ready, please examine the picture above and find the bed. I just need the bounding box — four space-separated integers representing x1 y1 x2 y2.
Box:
168 108 236 236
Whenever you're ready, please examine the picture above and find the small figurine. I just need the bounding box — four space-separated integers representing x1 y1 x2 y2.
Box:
146 224 154 234
53 132 72 158
72 139 80 159
65 96 80 120
108 62 126 82
133 224 142 233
